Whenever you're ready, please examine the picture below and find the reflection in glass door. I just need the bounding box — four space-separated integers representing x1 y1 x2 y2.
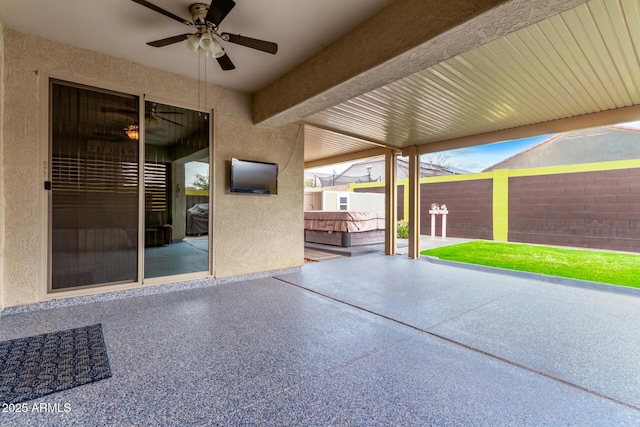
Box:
50 81 139 290
143 101 209 278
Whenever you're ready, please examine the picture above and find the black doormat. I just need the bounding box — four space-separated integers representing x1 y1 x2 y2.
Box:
0 324 112 404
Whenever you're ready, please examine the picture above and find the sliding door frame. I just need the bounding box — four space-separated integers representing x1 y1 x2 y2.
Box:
141 94 214 284
40 73 214 300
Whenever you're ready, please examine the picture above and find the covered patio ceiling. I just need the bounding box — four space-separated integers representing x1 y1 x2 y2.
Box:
4 0 636 168
260 0 640 168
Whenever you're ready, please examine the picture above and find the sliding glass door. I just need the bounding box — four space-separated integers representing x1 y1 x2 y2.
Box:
143 101 210 278
49 82 210 290
50 81 139 290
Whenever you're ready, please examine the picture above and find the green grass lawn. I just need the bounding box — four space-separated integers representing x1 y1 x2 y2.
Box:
421 241 640 288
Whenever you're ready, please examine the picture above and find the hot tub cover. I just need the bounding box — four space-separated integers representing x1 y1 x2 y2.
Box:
304 211 384 232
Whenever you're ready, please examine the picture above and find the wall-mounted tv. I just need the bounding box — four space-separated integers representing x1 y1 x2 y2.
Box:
230 158 278 194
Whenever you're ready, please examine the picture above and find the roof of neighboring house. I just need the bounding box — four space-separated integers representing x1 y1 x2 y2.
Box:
306 155 470 187
335 156 462 181
483 126 640 171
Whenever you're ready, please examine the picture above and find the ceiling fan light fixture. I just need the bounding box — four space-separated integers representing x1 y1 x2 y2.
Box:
199 32 213 50
207 38 225 58
186 30 225 58
187 33 201 53
125 125 139 140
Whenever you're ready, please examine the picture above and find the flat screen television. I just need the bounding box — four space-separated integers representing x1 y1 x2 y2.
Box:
230 158 278 194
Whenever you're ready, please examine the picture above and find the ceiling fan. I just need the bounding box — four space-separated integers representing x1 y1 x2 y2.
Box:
132 0 278 71
101 103 184 127
148 103 183 126
92 126 166 142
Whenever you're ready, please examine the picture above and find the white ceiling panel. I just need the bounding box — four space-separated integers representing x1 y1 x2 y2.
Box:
304 125 381 163
304 0 640 163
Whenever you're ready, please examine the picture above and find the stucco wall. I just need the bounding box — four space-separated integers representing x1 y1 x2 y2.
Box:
0 23 5 310
1 29 303 308
214 117 304 278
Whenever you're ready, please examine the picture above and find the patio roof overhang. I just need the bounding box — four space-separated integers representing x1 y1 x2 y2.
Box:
254 0 640 167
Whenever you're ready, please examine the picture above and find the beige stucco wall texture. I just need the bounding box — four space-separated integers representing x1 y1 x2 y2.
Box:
0 22 5 310
1 29 303 308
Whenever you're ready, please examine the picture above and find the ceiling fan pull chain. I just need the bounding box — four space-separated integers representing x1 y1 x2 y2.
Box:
204 53 207 117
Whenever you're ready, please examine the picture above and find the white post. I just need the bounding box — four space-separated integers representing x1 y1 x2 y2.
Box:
442 212 447 240
430 204 448 240
431 213 436 239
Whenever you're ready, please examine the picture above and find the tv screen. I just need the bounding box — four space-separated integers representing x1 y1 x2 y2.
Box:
230 158 278 194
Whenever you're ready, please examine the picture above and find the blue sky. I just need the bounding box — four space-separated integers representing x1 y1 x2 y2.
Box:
308 120 640 175
432 134 552 173
308 134 554 175
430 120 640 172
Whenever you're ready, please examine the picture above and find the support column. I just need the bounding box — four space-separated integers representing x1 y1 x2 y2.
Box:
493 169 509 242
404 146 421 259
403 179 409 221
384 149 398 255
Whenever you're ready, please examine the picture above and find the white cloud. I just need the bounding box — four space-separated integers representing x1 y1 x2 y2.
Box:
185 161 209 187
618 121 640 129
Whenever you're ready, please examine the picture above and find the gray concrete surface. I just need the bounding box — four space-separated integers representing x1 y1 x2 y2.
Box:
282 254 640 415
1 252 639 425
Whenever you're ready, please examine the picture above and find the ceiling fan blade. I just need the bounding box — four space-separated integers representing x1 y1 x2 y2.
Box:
156 115 183 126
94 131 126 141
147 34 192 47
147 128 167 135
216 54 236 71
131 0 191 25
206 0 236 26
221 33 277 54
100 107 138 116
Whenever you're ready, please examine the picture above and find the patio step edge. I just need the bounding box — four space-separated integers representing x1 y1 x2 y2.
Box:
423 256 640 298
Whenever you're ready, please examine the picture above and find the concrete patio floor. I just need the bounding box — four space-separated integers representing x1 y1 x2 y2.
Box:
1 253 640 425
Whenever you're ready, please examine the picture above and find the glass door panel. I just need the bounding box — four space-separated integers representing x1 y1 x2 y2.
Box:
50 81 139 290
143 101 209 278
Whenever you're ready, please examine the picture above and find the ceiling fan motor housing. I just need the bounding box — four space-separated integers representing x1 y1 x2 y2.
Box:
189 3 210 26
